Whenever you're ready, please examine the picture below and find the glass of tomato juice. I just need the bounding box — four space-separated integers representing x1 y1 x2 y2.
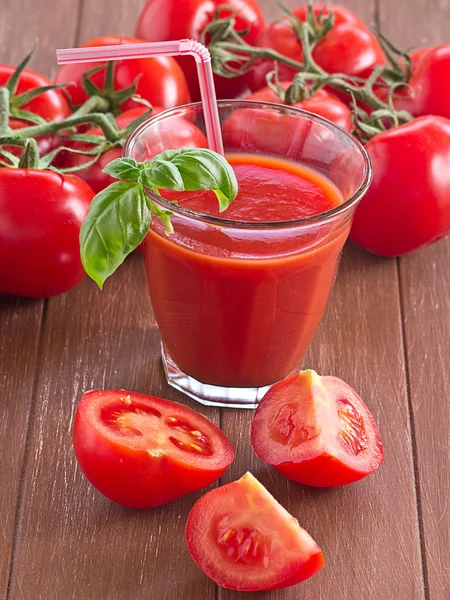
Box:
125 101 371 408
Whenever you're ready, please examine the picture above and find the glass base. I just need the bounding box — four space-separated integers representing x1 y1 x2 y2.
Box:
161 345 270 409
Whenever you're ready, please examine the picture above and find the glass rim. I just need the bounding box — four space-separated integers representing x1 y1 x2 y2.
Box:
124 99 372 230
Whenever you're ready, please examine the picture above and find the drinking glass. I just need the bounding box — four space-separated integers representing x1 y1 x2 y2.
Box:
125 101 371 408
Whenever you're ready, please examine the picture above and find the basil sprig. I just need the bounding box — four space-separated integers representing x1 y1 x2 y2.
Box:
80 148 238 289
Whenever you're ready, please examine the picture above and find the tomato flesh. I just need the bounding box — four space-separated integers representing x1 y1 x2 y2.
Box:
251 370 384 487
73 390 234 508
186 472 324 591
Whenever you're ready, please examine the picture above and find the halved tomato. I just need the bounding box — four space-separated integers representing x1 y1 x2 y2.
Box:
73 390 234 508
251 370 384 487
186 472 324 591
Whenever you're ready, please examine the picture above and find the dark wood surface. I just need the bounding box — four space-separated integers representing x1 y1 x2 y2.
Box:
1 0 448 599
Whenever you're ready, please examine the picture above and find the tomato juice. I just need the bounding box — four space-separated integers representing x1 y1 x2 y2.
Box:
145 153 350 389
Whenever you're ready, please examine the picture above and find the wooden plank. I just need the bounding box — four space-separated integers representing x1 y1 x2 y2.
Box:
0 0 81 78
219 1 424 599
220 242 425 600
0 0 80 596
378 3 450 599
8 255 219 600
0 297 42 599
264 0 378 22
399 240 450 600
76 0 144 44
6 2 218 597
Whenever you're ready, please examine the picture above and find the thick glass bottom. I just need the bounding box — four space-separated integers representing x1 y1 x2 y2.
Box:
161 345 270 409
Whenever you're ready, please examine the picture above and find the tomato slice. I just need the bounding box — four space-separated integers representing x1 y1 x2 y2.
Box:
251 370 384 487
186 472 324 591
73 390 234 508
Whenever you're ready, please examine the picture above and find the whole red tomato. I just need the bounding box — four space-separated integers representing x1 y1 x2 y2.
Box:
0 66 71 155
380 45 450 120
63 107 209 192
73 390 234 508
245 83 353 131
136 0 265 100
248 5 384 92
55 36 190 111
0 170 94 297
351 116 450 256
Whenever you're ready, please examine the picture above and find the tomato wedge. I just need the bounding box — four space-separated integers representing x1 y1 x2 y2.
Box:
186 472 324 591
251 370 384 487
73 390 234 508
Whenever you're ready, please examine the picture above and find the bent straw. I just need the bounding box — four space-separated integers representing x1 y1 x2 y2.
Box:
56 39 224 155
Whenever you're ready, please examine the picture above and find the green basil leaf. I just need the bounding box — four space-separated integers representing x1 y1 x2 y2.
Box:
103 157 141 182
140 162 184 191
80 181 151 289
147 199 174 235
148 148 238 212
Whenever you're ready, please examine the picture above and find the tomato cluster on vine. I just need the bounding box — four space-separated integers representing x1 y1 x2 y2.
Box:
0 1 449 301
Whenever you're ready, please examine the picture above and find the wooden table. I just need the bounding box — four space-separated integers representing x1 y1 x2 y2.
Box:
1 0 449 598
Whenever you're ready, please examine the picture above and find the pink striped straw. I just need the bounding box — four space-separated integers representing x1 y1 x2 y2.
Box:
56 39 224 155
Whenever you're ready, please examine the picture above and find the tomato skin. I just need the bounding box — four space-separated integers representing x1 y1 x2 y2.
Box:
251 370 384 487
55 36 190 111
383 45 450 120
136 0 265 100
62 107 209 192
73 390 234 509
222 104 330 159
248 5 384 92
0 66 71 156
245 83 353 131
186 472 324 591
0 170 93 298
351 116 450 256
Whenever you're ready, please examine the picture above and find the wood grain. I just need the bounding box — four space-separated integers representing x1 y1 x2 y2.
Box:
0 0 80 595
0 0 81 79
220 2 424 598
8 256 218 600
6 3 217 597
0 0 448 599
399 239 450 600
220 242 425 600
0 297 42 599
377 3 450 599
76 0 145 44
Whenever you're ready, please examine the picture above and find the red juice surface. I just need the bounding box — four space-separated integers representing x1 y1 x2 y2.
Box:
145 153 349 388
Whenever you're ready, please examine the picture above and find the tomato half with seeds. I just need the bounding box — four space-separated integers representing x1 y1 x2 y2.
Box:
186 472 324 591
251 370 384 487
73 390 234 508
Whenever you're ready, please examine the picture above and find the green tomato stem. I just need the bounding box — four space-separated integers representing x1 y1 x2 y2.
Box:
0 88 11 133
18 138 40 169
18 111 121 143
71 94 111 118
